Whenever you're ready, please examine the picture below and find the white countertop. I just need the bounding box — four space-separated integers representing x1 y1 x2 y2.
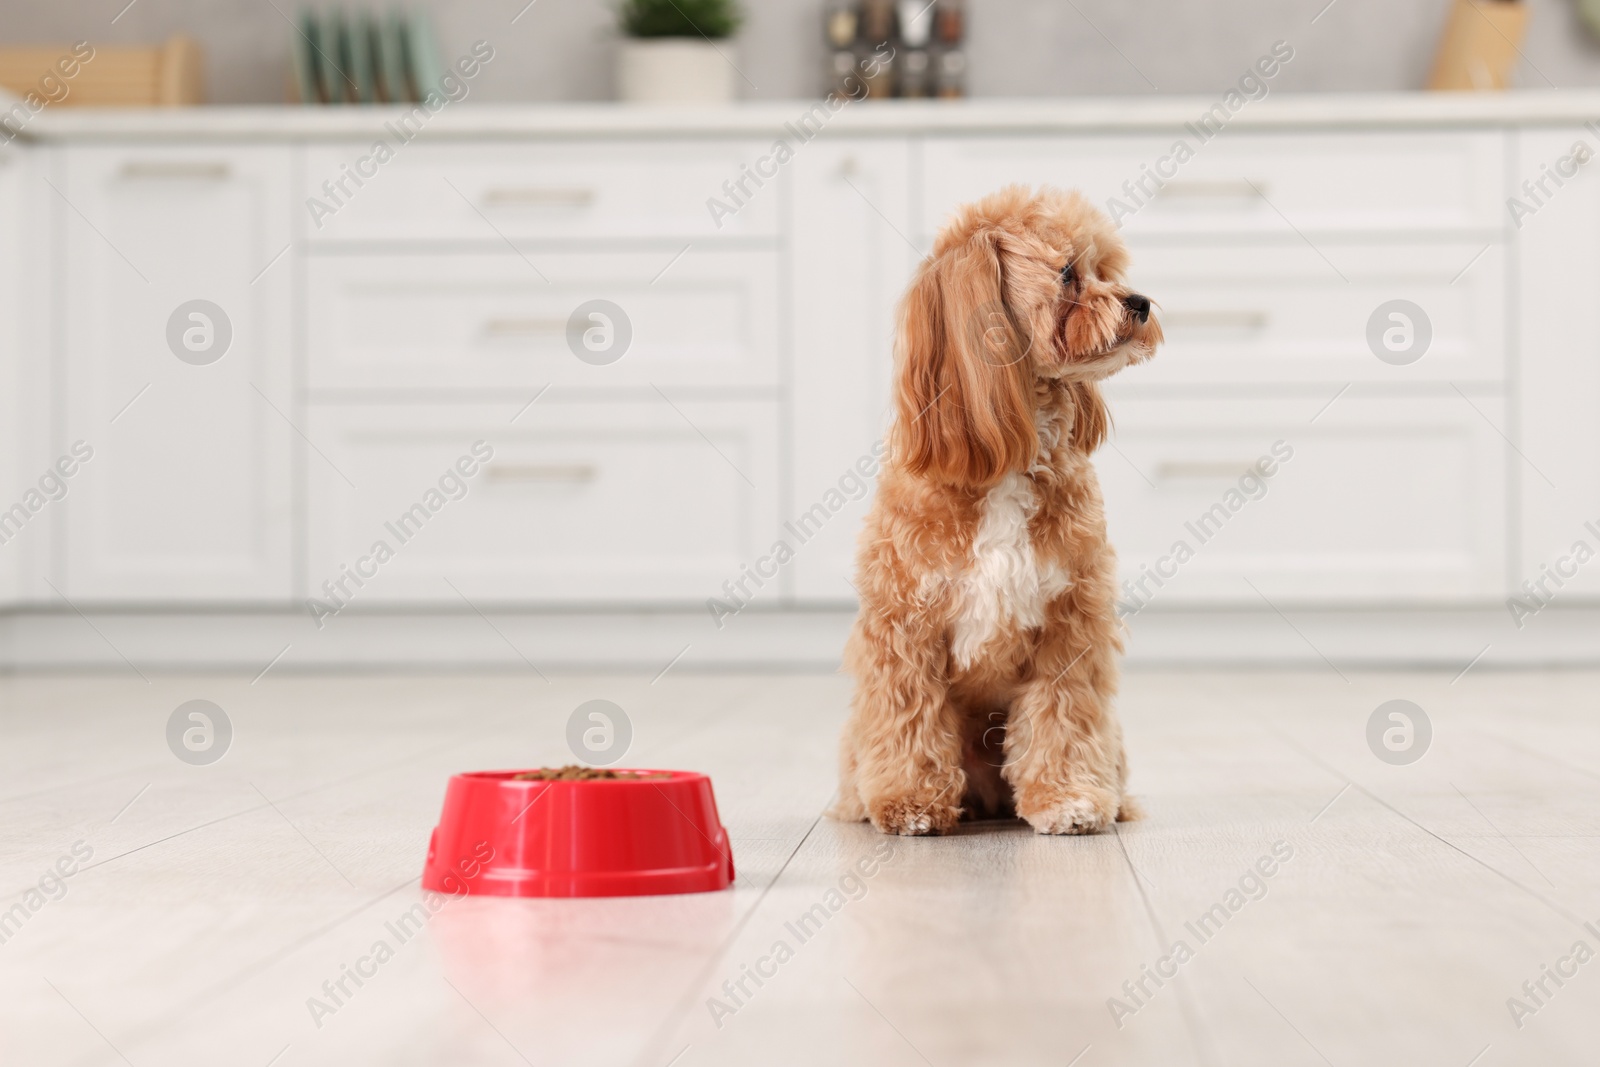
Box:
10 91 1600 141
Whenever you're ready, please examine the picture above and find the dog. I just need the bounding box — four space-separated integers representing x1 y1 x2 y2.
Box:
831 185 1162 836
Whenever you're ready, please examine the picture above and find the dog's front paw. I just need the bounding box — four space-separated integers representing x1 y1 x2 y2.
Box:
1019 787 1119 835
867 794 962 836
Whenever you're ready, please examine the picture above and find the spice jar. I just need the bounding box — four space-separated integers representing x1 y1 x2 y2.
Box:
936 0 964 44
936 49 966 98
825 3 858 49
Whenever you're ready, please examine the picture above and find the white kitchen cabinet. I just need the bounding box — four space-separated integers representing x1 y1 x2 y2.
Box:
58 145 292 601
305 400 780 604
6 100 1595 640
1516 127 1600 604
905 124 1518 609
788 138 914 601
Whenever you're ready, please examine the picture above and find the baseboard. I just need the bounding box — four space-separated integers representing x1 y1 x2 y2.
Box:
1119 605 1598 672
0 606 852 676
0 603 1592 674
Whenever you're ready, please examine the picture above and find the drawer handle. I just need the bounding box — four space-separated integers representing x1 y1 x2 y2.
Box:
482 318 567 337
1154 461 1260 480
1153 180 1265 201
481 187 595 207
487 463 598 484
1161 310 1269 331
117 161 232 180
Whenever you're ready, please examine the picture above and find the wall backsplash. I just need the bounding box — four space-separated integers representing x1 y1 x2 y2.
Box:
5 0 1600 104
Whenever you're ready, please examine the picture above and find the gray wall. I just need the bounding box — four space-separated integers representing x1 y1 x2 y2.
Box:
6 0 1600 104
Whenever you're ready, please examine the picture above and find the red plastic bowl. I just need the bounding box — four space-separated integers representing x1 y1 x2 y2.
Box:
422 770 735 898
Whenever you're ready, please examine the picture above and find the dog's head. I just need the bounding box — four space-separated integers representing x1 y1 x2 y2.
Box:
892 185 1162 486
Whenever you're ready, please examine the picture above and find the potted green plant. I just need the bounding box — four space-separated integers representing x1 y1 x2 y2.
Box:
616 0 742 103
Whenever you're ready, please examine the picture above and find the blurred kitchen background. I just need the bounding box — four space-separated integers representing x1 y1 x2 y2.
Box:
4 0 1600 674
6 0 1600 102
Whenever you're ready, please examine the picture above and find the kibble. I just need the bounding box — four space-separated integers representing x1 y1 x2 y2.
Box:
513 765 669 781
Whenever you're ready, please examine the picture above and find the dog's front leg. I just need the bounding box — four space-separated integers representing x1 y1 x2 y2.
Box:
1003 636 1127 835
840 612 966 836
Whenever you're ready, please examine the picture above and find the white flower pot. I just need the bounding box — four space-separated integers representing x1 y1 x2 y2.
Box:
616 38 736 104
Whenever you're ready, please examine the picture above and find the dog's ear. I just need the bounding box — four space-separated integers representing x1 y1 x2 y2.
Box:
893 232 1036 487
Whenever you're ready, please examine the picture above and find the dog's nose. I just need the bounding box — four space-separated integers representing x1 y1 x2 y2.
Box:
1123 294 1151 324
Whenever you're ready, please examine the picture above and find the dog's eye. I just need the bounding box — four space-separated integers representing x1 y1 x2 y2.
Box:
1059 262 1076 286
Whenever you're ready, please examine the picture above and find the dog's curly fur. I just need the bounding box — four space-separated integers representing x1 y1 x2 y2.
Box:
831 185 1162 836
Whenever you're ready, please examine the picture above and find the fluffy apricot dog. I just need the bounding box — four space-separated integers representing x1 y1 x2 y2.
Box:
832 185 1162 836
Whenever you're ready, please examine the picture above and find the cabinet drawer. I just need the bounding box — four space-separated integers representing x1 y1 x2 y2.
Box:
302 141 778 242
305 401 778 603
923 132 1504 237
307 249 779 391
1118 241 1505 386
1097 392 1508 604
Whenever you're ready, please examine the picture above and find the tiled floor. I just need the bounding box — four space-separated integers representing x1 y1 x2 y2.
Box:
1 668 1598 1066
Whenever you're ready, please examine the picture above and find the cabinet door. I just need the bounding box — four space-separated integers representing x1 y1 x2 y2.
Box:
789 139 914 602
301 140 781 242
305 401 779 604
1100 391 1509 604
1115 241 1506 386
1517 128 1600 604
0 147 20 605
0 146 53 606
922 132 1504 239
60 146 292 601
306 248 780 392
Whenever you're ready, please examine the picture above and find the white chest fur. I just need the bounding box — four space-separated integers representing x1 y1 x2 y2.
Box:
947 471 1072 670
